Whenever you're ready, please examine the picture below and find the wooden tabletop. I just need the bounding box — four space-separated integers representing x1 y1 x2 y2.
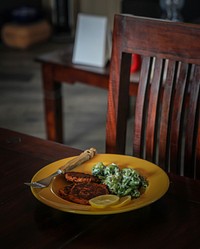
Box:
1 128 200 249
35 44 110 76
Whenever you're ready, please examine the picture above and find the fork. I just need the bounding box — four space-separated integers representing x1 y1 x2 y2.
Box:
24 148 96 188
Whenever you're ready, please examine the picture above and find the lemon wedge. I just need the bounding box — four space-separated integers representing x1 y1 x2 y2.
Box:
110 195 132 208
89 194 120 209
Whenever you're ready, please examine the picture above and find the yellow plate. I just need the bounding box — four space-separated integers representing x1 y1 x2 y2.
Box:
31 154 169 215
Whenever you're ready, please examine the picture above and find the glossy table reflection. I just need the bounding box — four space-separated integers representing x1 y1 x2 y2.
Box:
1 128 200 249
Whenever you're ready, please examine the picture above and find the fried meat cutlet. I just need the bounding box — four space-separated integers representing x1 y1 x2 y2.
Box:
59 171 109 205
59 182 74 199
66 182 109 205
65 171 100 183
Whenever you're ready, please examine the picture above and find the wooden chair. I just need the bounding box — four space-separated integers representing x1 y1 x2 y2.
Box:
106 14 200 179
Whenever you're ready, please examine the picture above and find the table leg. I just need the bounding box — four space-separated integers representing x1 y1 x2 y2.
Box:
42 64 63 142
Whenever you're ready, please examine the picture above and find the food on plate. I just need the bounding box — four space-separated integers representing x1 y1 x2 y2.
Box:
59 172 109 205
58 163 148 207
65 171 100 183
89 194 120 208
92 162 148 198
59 182 109 205
110 195 132 208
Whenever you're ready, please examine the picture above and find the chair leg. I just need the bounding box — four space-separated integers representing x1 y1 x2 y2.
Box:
42 64 63 143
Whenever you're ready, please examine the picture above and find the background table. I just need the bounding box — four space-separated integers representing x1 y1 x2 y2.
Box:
36 45 139 143
1 128 200 249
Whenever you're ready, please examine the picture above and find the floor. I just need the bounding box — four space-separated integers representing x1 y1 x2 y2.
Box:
0 40 109 153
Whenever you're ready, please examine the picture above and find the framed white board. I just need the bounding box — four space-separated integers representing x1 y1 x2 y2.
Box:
72 13 111 68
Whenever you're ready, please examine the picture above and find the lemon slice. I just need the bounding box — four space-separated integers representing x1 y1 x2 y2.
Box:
89 194 120 209
110 195 132 208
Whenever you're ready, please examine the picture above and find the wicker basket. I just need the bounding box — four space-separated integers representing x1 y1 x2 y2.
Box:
1 20 52 49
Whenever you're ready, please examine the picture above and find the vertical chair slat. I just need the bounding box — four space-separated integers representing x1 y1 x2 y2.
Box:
169 62 189 174
184 65 200 178
159 60 178 170
146 58 164 163
133 56 152 158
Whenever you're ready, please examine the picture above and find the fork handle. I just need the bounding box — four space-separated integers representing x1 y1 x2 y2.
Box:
59 148 97 173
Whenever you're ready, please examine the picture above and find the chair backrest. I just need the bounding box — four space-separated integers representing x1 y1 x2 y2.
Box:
106 14 200 179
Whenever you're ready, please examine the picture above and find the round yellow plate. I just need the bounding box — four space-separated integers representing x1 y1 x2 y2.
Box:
31 154 169 215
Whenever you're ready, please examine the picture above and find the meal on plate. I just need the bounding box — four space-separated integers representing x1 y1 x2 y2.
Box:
59 172 109 205
58 162 148 207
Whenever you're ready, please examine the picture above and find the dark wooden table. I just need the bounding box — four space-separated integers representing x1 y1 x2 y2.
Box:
36 45 139 143
1 128 200 249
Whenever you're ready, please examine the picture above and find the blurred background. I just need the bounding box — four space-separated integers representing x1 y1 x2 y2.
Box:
0 0 199 153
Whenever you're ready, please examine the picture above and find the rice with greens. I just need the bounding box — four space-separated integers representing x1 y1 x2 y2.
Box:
92 162 148 198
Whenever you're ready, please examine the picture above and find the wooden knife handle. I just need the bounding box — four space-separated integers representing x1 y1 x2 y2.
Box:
59 148 97 173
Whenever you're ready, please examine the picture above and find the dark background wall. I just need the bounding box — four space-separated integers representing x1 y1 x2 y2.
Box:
0 0 42 15
122 0 200 23
0 1 42 27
